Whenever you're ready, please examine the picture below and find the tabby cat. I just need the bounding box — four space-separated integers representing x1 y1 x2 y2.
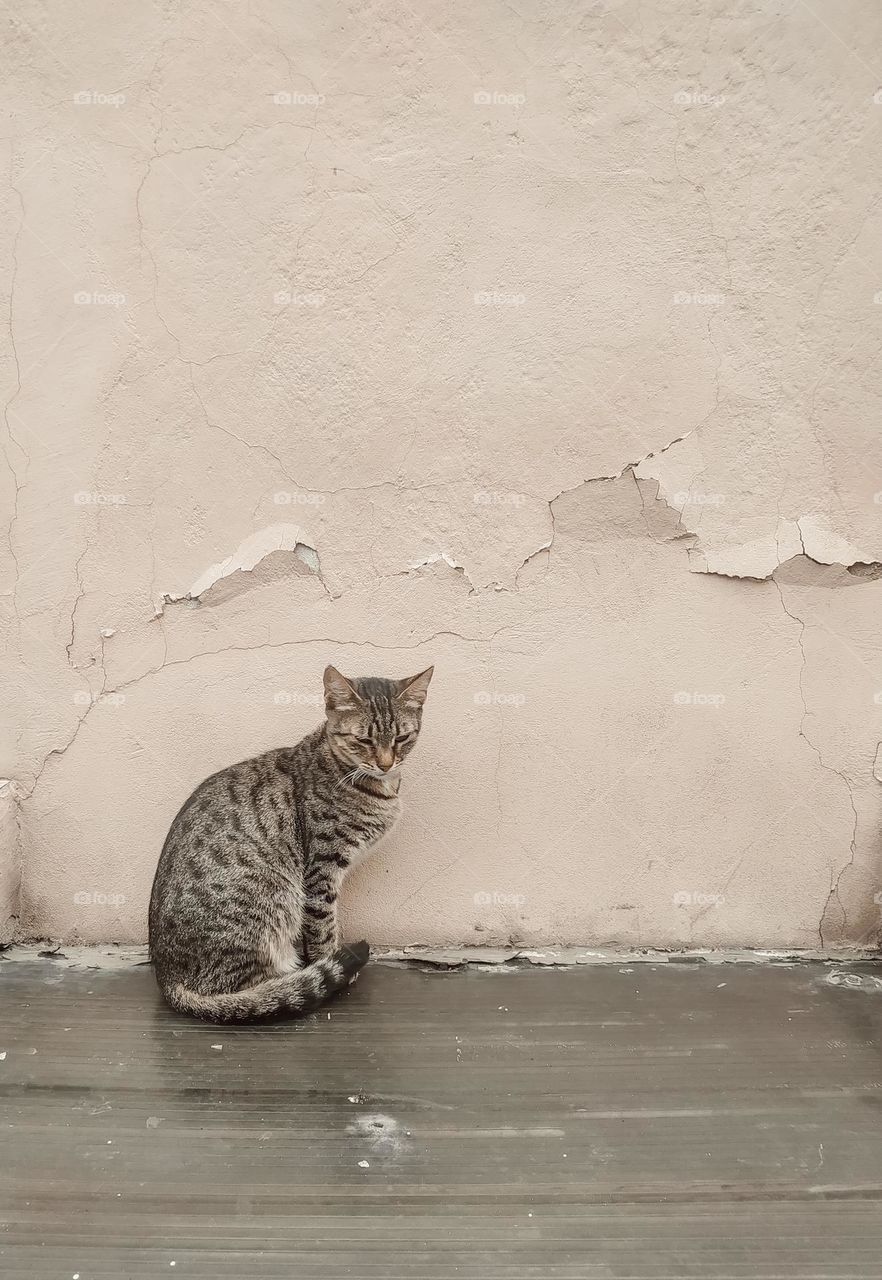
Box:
148 665 433 1021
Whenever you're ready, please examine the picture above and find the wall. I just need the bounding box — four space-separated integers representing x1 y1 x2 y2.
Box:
3 0 882 950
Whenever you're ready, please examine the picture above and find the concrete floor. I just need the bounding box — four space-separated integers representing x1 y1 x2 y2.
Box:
2 954 882 1278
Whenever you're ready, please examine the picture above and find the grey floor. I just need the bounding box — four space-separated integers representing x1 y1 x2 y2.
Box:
2 956 882 1279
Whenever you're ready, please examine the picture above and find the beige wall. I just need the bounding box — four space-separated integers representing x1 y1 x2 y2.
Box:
3 0 882 950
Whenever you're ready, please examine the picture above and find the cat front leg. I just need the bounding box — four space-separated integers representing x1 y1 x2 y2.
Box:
302 859 344 962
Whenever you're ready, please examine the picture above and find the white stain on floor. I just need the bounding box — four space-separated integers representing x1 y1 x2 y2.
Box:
346 1112 410 1156
825 971 882 992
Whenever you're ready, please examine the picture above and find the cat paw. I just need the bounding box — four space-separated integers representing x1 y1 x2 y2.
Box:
336 939 370 979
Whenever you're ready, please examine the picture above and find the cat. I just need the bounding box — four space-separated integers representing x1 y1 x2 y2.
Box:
148 664 433 1021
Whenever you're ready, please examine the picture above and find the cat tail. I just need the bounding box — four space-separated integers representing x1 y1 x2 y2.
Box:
161 941 370 1023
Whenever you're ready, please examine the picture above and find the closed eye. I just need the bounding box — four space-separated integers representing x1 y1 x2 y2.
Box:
395 733 415 743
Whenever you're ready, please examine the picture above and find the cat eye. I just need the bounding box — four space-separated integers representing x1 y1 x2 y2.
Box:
395 733 414 743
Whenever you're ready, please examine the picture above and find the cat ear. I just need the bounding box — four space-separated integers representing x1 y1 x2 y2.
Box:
323 666 363 712
395 666 434 708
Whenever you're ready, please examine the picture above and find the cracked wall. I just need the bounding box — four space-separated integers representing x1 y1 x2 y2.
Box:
3 0 882 950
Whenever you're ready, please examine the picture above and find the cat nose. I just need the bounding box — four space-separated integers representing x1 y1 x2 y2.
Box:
376 748 395 772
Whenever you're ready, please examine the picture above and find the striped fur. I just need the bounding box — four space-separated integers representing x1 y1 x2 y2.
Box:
148 666 433 1022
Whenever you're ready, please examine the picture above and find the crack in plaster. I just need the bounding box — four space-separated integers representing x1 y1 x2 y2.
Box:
3 156 26 625
22 700 95 800
185 363 459 514
82 622 523 726
0 778 22 939
65 539 90 666
773 580 861 947
22 629 114 799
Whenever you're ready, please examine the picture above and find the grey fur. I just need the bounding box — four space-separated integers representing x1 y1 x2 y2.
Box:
148 665 433 1021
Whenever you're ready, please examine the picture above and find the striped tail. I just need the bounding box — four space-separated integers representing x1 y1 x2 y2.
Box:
161 941 369 1023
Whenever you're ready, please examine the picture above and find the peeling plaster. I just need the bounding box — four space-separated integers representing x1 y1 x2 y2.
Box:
407 551 470 580
155 524 322 612
638 429 882 583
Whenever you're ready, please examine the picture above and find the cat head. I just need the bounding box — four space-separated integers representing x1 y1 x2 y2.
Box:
323 666 433 778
